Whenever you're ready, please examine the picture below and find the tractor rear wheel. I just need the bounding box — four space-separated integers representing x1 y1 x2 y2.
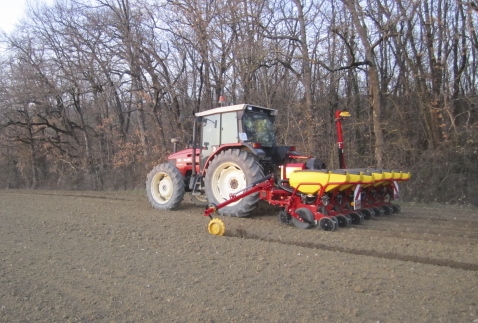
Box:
204 150 264 217
146 163 185 210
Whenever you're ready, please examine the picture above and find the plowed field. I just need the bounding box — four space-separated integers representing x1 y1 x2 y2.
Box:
1 190 477 322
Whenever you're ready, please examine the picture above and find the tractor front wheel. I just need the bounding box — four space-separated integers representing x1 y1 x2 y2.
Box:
205 150 264 217
146 163 185 210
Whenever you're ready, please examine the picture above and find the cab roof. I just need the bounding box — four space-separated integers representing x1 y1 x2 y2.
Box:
195 104 277 117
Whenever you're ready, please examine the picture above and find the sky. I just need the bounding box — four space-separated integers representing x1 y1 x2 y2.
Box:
0 0 53 33
0 0 27 33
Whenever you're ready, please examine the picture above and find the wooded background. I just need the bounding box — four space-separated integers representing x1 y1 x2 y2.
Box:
0 0 477 206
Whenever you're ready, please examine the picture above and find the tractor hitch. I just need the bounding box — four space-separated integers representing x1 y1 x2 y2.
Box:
203 174 275 218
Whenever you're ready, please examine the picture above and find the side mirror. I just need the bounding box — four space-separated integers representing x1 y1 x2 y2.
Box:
202 117 217 128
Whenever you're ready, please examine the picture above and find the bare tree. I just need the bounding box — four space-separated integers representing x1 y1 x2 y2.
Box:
340 0 388 167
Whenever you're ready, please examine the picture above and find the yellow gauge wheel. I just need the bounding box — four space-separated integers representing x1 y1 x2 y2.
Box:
208 218 226 236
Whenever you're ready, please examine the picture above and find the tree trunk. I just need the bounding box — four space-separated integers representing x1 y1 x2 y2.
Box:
342 0 384 167
292 0 319 155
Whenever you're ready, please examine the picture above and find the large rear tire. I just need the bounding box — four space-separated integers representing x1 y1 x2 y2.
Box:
146 163 185 210
204 150 264 217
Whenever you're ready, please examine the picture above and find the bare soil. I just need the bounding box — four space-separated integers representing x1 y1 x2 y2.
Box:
1 190 477 322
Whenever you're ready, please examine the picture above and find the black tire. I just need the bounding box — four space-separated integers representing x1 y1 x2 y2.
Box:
360 208 373 220
392 204 401 214
204 150 264 217
319 217 336 231
366 208 376 218
335 214 351 228
146 163 185 210
348 212 363 225
373 207 384 217
382 205 392 215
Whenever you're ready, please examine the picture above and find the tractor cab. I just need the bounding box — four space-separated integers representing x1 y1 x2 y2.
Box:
195 104 278 161
195 104 306 177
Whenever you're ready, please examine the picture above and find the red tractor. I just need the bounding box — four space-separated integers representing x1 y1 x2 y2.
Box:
146 103 326 216
146 103 410 234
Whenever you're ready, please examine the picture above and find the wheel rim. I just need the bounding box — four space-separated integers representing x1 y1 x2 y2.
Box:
319 217 336 231
211 162 246 205
193 194 208 203
151 172 174 204
208 218 226 236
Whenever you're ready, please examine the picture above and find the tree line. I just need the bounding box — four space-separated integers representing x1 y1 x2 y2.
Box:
0 0 477 206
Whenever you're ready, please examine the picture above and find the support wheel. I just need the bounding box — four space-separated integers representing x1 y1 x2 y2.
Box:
349 212 364 225
319 217 336 231
291 208 315 229
357 212 365 224
392 204 401 214
330 216 339 227
335 214 351 228
373 207 384 217
146 163 185 210
360 208 373 220
208 218 226 236
381 205 392 215
366 208 376 218
205 150 264 217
